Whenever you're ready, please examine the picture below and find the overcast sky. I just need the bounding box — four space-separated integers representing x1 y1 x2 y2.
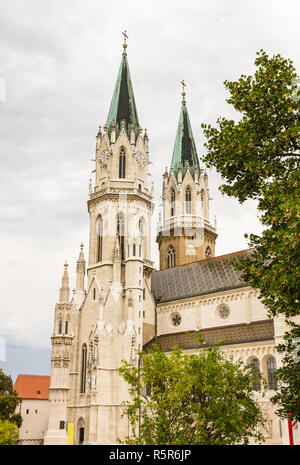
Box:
0 0 299 380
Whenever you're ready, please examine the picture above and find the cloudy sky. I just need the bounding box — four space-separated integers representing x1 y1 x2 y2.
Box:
0 0 299 381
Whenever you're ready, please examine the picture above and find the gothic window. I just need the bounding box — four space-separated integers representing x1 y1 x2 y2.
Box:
119 148 126 179
205 246 212 258
201 189 205 214
58 320 62 335
117 212 125 260
133 243 136 256
80 344 87 394
139 244 141 257
170 189 175 217
93 288 96 300
267 356 277 390
97 216 103 262
250 358 261 391
139 217 145 236
185 187 192 214
65 321 68 335
167 246 176 268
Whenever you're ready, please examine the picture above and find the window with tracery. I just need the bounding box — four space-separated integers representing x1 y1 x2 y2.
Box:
117 212 125 260
251 358 261 391
185 187 192 214
167 246 176 268
119 148 126 178
170 189 175 217
267 356 277 390
205 246 212 258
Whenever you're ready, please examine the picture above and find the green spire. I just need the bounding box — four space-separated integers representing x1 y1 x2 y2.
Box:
106 49 140 139
170 99 200 179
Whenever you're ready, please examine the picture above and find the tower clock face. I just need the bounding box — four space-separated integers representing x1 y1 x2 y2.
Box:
135 151 146 167
98 150 110 166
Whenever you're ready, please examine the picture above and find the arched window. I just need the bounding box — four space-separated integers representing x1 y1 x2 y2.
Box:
170 189 175 217
58 320 62 335
97 216 103 262
117 212 125 260
167 246 176 268
201 189 205 214
93 288 96 300
139 244 141 257
139 217 145 236
80 344 87 394
119 148 126 178
185 187 192 214
133 243 136 256
205 246 212 258
250 358 261 391
65 321 68 335
267 356 277 390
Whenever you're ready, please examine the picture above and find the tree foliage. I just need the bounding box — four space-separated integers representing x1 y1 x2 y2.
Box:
201 50 300 420
0 419 19 445
0 369 22 429
271 323 300 422
118 341 266 445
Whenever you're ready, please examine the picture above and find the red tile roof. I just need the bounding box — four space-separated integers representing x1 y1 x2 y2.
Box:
13 375 50 400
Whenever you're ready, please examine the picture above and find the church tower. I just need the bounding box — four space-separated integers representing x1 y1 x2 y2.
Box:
156 84 217 269
44 35 156 445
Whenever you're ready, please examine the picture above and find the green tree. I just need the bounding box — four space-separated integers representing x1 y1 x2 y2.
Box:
0 369 22 428
118 341 266 445
0 419 19 445
201 50 300 421
271 323 300 422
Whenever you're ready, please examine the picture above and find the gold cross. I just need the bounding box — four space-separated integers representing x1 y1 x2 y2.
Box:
122 30 128 44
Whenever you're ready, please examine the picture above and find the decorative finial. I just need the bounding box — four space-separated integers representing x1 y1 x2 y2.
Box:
181 80 186 102
122 30 128 55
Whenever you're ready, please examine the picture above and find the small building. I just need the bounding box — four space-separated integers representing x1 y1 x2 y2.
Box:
13 374 50 445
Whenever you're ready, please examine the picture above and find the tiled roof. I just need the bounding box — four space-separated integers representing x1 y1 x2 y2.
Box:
144 320 274 352
13 374 50 400
151 249 253 304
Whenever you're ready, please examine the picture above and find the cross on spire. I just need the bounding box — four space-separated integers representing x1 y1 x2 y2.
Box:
181 80 186 102
122 30 128 43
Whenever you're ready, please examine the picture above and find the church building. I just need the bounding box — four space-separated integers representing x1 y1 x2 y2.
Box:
44 38 291 445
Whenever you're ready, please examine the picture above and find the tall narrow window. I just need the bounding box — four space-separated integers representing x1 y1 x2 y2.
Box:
65 321 68 335
167 246 176 268
117 212 125 260
80 344 87 394
119 148 126 178
97 216 103 262
185 187 192 214
201 189 205 214
139 217 145 258
170 189 175 217
267 356 277 390
250 358 261 391
58 320 62 335
133 243 136 256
